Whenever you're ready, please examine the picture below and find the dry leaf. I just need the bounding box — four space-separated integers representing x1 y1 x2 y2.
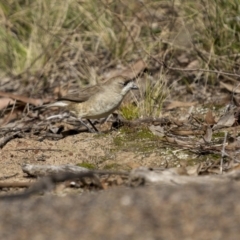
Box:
186 60 199 70
205 110 216 125
203 126 212 143
0 98 15 110
104 59 146 80
166 101 197 110
220 82 240 93
186 163 202 176
177 54 189 64
228 163 240 171
0 91 50 106
225 139 240 150
121 59 146 79
0 109 23 126
149 125 164 137
171 129 204 136
213 106 236 130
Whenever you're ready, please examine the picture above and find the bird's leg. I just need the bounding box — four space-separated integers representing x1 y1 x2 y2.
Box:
78 118 98 133
78 118 95 133
99 114 112 125
87 119 99 132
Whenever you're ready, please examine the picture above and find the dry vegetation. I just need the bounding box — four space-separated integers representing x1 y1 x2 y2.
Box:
0 0 240 197
0 0 239 90
1 0 240 238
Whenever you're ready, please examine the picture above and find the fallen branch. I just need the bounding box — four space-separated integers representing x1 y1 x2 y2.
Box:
129 167 240 186
0 173 18 181
0 182 31 188
22 164 89 177
0 170 129 200
0 132 22 148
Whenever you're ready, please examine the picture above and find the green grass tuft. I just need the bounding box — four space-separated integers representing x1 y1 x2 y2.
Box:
77 162 96 170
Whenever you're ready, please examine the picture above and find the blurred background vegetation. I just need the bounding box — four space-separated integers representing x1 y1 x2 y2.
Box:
0 0 240 117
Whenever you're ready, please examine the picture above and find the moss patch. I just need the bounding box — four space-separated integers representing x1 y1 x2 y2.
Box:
113 127 160 153
77 162 96 169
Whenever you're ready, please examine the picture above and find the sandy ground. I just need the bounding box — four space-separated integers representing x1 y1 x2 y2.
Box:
0 128 167 190
0 127 238 239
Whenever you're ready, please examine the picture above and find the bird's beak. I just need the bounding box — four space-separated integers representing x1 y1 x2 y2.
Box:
131 83 139 90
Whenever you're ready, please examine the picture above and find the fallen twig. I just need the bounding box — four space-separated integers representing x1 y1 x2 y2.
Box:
0 182 32 188
220 132 228 174
0 132 22 148
22 164 89 177
0 173 18 181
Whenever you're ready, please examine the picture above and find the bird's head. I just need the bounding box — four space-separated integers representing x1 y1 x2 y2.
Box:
107 76 138 96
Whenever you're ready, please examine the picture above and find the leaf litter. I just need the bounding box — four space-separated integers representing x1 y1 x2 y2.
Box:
0 65 240 199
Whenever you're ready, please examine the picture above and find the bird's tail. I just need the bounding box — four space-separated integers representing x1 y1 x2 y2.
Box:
34 101 69 110
45 101 69 108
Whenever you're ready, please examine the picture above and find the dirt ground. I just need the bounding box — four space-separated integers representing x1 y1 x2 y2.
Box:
1 121 240 240
0 74 238 240
0 121 173 199
0 128 167 184
0 84 239 239
1 1 240 238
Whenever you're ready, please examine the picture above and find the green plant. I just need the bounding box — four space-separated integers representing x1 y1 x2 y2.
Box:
138 74 169 118
0 0 73 75
120 104 139 120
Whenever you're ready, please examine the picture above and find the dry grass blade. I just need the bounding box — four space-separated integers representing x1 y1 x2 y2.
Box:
166 101 197 110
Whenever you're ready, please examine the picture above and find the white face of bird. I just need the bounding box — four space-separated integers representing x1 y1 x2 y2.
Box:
118 80 139 96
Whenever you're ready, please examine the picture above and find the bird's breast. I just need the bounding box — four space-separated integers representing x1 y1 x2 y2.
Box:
79 93 123 119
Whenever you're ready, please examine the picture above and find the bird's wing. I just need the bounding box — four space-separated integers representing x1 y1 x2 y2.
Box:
58 84 103 103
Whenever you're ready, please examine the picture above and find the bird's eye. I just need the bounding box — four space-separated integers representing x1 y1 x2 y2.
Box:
123 80 131 86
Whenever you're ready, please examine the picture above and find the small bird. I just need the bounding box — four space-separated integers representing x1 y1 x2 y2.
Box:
43 76 138 132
